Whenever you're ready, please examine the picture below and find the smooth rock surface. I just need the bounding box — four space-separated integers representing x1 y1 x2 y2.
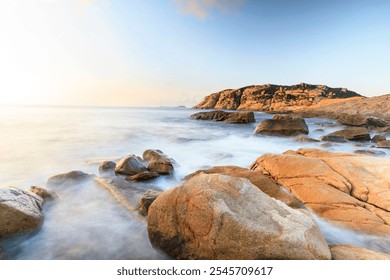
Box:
115 155 147 176
329 244 390 260
143 149 174 175
0 187 44 238
254 116 309 136
251 148 390 235
148 173 331 260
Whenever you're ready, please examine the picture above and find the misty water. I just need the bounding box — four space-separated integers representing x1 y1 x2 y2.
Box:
0 106 389 259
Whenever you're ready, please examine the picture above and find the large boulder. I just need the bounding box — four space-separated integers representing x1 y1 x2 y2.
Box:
148 174 331 260
190 110 255 124
184 166 302 209
115 155 147 176
251 148 390 235
143 149 174 175
254 116 309 136
326 127 371 141
329 245 390 260
0 187 44 238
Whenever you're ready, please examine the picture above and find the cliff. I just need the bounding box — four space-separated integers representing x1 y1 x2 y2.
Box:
193 83 363 112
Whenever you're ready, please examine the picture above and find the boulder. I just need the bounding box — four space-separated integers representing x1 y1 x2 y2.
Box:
184 166 302 209
126 171 159 182
0 187 44 238
190 110 255 124
338 113 367 126
115 155 147 176
47 170 94 187
137 190 161 217
354 150 386 156
367 117 387 127
295 135 320 143
320 135 348 143
99 161 116 173
377 140 390 149
148 173 331 260
326 127 371 141
29 186 58 203
251 148 390 235
371 135 386 143
329 244 390 260
143 149 174 175
254 116 309 136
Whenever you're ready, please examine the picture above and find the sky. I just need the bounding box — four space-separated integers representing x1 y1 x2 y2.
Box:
0 0 390 107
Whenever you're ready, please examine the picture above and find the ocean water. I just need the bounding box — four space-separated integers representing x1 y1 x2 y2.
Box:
0 106 389 259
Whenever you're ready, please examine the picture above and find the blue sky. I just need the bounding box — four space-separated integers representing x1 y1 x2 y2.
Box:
0 0 389 106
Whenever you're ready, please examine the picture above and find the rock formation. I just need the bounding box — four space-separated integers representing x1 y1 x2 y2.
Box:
254 115 309 136
148 173 331 260
193 83 361 112
190 110 255 123
251 148 390 235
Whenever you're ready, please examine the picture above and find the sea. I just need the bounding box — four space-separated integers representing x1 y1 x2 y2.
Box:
0 106 389 259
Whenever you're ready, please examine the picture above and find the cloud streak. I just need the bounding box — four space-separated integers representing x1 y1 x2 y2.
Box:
174 0 245 19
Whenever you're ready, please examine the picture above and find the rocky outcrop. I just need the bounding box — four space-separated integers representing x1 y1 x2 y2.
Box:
193 83 361 112
148 173 331 260
184 166 302 208
190 110 255 124
254 116 309 136
0 187 44 238
115 156 148 176
250 149 390 235
329 245 390 260
143 149 175 175
325 127 371 141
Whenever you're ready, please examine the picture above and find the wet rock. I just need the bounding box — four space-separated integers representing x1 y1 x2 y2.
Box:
295 135 320 143
377 140 390 149
29 186 58 203
148 173 331 260
367 117 387 128
329 245 390 260
143 149 174 175
371 135 386 143
354 150 386 156
0 187 44 238
251 148 390 235
126 171 160 182
99 161 116 173
47 170 94 187
137 190 161 217
320 135 348 143
326 127 371 141
190 110 255 124
115 155 147 176
184 166 302 209
254 116 309 136
338 113 367 126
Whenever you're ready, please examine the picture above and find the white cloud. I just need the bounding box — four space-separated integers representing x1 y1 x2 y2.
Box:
174 0 245 19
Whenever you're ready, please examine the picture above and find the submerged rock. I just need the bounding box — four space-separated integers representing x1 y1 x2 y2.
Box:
254 116 309 136
354 150 386 156
126 171 160 182
251 148 390 235
325 127 371 141
190 110 255 124
143 149 174 175
99 161 116 174
148 173 331 260
329 244 390 260
115 155 147 176
320 135 348 143
29 186 58 203
47 170 94 187
137 190 161 217
377 140 390 149
371 135 386 143
0 187 44 238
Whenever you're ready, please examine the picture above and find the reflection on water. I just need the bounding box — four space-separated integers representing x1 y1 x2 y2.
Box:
0 106 388 259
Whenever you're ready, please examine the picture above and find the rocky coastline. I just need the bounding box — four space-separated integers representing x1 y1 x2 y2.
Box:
2 84 390 260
